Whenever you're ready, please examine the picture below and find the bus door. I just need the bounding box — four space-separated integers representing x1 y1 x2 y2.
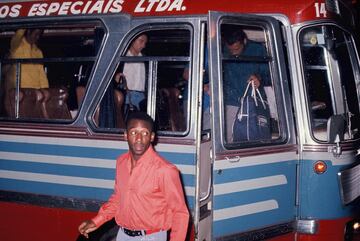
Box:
208 12 298 240
194 20 213 241
293 23 360 238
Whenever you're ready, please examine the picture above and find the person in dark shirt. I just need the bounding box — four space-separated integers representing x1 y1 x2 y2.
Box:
222 27 270 142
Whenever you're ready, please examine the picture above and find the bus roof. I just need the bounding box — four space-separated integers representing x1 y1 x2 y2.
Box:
0 0 355 25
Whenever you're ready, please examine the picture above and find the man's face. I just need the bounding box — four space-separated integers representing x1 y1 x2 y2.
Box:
226 40 244 56
125 119 155 160
130 34 148 55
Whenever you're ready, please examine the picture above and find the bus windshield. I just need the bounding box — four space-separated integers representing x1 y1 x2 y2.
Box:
300 25 360 142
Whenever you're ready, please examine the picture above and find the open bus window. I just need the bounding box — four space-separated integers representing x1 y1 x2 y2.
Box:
300 25 360 142
94 27 191 134
220 23 281 146
0 22 104 121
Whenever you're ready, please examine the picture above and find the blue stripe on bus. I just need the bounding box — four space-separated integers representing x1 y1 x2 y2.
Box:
0 141 122 159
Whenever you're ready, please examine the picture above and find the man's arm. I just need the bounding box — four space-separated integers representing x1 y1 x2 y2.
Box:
78 156 123 237
163 166 189 241
10 29 25 52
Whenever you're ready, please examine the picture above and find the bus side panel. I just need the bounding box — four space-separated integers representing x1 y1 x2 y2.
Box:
297 157 359 240
0 134 196 240
212 155 297 238
298 159 354 219
0 201 94 241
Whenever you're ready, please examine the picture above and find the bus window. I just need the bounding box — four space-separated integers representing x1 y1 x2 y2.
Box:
300 25 360 142
0 22 104 121
220 24 281 146
95 27 191 134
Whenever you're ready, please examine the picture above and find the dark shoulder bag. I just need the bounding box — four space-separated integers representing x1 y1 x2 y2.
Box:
232 81 271 142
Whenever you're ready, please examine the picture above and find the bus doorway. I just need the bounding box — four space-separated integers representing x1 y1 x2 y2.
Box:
207 12 298 240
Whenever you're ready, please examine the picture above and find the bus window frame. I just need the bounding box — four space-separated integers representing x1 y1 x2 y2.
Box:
208 12 291 153
297 23 360 143
0 19 106 123
90 22 194 137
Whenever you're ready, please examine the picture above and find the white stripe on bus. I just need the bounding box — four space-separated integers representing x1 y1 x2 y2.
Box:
213 200 279 221
214 175 287 195
0 151 195 175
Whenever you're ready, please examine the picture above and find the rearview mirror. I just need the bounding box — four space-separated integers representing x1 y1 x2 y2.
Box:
327 114 345 143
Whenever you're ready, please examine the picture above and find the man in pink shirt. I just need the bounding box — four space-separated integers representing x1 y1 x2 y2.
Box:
78 112 189 241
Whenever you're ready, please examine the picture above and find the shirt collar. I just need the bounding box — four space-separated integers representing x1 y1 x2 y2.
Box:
126 145 155 171
126 50 142 57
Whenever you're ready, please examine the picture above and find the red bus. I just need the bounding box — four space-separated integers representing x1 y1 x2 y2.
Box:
0 0 359 240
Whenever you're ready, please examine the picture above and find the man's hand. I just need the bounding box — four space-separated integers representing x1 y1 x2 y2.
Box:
78 220 97 239
114 72 124 83
248 74 261 89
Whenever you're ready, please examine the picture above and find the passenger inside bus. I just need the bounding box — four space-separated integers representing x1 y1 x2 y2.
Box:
95 28 191 133
97 34 148 129
2 28 74 120
221 26 272 143
115 33 148 111
0 23 104 121
6 28 49 89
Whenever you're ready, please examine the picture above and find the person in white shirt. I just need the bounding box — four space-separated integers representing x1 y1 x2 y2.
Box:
115 34 148 110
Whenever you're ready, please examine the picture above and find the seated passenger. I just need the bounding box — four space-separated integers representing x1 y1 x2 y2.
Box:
96 34 148 128
114 34 148 111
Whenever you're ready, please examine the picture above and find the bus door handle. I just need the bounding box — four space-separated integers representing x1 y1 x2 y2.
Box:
328 141 342 158
226 156 240 163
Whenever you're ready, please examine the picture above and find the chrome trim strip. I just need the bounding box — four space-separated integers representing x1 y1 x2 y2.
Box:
338 163 360 205
215 222 293 241
296 219 318 234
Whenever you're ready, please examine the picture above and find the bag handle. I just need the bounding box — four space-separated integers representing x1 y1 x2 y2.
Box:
238 81 252 121
237 80 267 121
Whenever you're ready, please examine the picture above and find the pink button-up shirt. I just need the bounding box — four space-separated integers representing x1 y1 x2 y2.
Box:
92 146 189 241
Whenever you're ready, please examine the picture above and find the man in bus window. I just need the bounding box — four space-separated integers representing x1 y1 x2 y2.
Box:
222 27 271 142
6 28 49 90
78 112 189 241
